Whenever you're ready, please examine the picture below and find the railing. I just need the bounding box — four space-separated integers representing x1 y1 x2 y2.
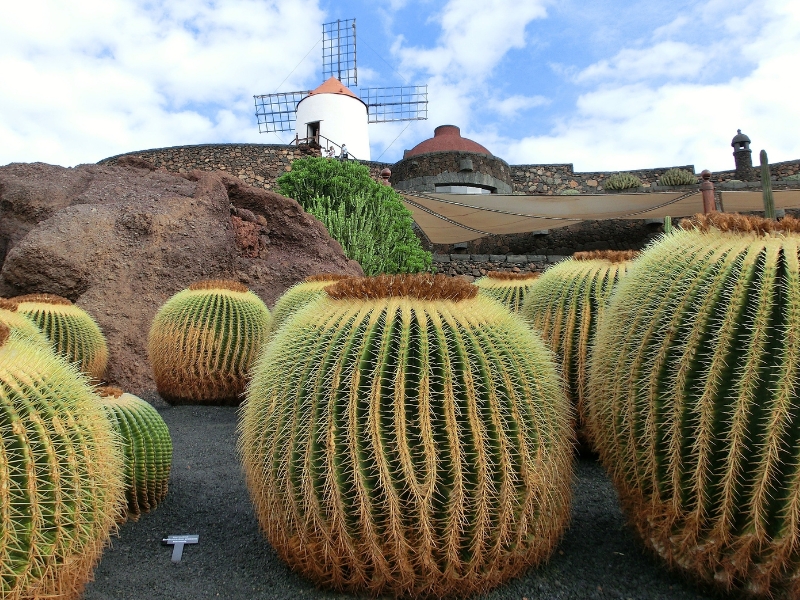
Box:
292 134 358 161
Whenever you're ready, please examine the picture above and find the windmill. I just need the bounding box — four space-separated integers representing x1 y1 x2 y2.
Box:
254 18 428 161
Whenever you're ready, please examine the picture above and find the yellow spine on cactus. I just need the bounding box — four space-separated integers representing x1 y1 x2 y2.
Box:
267 273 353 339
12 293 109 381
0 324 123 600
521 250 635 446
589 213 800 597
240 274 573 598
148 280 272 405
97 386 173 520
474 270 540 312
0 298 51 348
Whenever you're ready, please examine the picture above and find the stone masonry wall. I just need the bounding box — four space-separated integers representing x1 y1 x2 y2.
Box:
391 151 513 187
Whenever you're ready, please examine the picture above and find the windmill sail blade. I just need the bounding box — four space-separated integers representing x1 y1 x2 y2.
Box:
361 86 428 123
322 18 357 87
253 91 310 134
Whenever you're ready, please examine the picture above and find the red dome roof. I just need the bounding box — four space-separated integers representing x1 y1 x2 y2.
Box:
404 125 491 158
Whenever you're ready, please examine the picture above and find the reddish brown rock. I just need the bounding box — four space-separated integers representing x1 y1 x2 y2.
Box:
0 159 362 394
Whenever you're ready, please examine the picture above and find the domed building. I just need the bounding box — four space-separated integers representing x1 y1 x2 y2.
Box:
390 125 513 194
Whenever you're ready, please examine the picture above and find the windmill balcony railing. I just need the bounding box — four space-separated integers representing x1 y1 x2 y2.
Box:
292 134 358 161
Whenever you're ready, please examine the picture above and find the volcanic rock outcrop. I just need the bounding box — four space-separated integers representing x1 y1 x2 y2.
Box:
0 157 362 394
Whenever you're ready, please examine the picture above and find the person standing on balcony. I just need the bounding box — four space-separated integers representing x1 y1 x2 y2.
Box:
327 146 336 158
340 143 349 161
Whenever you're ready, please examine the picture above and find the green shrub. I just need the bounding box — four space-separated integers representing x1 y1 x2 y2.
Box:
603 172 642 190
277 157 431 275
659 168 696 186
783 173 800 181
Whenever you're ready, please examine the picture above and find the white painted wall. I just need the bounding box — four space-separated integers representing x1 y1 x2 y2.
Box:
295 93 370 161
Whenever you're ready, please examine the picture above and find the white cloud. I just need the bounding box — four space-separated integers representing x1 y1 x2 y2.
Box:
395 0 548 80
0 0 324 166
574 42 714 84
501 0 800 171
487 94 549 118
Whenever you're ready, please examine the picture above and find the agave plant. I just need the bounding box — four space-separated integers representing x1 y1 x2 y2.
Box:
240 274 573 598
589 213 800 598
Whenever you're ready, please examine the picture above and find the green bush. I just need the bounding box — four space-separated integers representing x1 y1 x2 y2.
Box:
277 157 431 275
783 173 800 181
603 172 642 190
658 168 696 186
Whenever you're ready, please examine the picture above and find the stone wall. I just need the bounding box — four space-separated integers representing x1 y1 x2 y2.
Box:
389 151 514 193
510 164 698 195
433 218 665 256
712 158 800 182
431 253 565 280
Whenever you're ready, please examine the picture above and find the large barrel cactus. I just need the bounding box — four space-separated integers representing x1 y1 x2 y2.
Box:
240 274 573 598
521 250 635 444
97 386 173 520
13 293 109 381
148 279 272 405
267 273 353 338
0 323 123 600
0 298 51 347
589 213 800 598
474 270 539 312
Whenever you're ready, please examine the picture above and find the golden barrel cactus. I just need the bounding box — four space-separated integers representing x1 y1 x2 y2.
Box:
590 214 800 598
521 250 636 444
0 298 50 347
97 386 173 520
267 273 353 338
148 279 272 405
12 293 109 381
240 274 573 598
474 270 539 312
0 323 123 600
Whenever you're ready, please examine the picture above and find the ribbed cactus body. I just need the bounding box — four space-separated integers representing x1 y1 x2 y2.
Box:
589 214 800 597
98 387 172 520
0 299 50 347
0 325 123 600
474 271 539 312
268 274 352 338
13 294 109 380
521 251 634 444
240 275 573 598
148 280 272 405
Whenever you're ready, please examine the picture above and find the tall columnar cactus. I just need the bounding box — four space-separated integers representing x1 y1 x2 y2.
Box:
97 386 173 520
13 293 109 380
0 298 51 347
267 273 353 338
589 213 800 598
0 323 123 600
474 270 540 312
522 250 636 445
240 274 573 598
148 279 272 405
761 149 776 220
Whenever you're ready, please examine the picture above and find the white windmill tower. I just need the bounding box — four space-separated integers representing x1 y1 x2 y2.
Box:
254 19 428 161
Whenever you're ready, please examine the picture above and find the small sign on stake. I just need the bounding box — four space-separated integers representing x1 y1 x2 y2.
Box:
162 534 199 563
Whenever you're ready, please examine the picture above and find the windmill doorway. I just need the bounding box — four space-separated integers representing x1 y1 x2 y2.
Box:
306 121 321 146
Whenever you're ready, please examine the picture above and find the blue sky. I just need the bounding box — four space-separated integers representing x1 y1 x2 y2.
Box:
1 0 798 172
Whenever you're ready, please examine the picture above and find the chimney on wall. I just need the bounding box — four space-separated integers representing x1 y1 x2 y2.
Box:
731 129 754 181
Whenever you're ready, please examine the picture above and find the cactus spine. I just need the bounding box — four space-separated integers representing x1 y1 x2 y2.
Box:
474 271 539 312
97 387 173 520
240 274 573 598
13 293 109 381
267 274 353 338
148 280 272 405
589 213 800 598
0 324 123 600
521 250 635 445
0 298 51 347
761 149 776 220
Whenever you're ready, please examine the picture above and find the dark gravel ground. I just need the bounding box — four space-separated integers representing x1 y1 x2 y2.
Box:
83 399 719 600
